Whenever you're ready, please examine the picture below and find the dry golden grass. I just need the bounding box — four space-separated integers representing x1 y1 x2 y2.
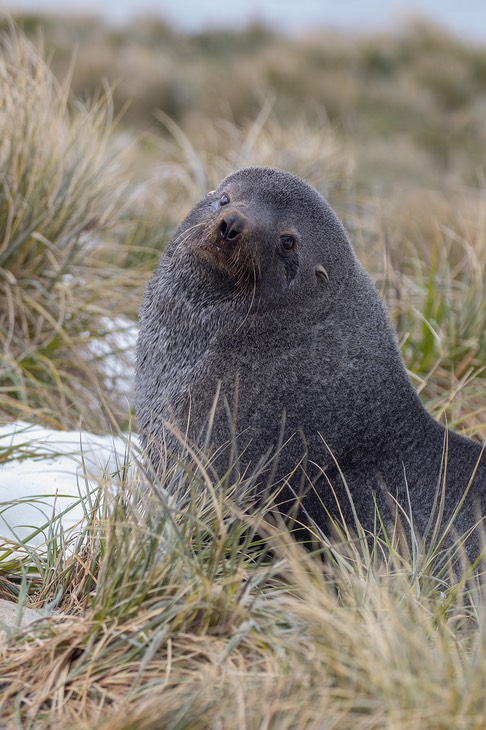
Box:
1 452 485 730
0 33 136 430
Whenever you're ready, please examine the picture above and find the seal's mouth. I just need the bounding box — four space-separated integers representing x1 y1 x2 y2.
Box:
200 240 230 256
197 236 238 261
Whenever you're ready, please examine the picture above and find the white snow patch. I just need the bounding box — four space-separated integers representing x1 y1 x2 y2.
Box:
0 421 139 548
88 316 138 402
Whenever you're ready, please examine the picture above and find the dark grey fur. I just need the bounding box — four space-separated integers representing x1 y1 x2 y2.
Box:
136 167 485 556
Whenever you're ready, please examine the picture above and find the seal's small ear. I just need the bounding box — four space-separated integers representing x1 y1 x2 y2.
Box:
315 264 329 282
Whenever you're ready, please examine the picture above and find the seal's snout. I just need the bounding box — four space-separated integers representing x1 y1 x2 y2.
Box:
219 210 247 245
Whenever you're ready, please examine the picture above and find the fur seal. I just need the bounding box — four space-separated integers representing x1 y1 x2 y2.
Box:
136 167 485 558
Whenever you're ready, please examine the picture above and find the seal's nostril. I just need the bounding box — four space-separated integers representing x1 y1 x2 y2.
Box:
219 212 246 243
227 226 240 241
220 219 228 239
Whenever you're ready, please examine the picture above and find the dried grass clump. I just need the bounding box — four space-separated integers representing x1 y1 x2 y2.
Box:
358 186 486 440
155 106 351 201
0 33 135 430
8 14 486 187
1 439 485 730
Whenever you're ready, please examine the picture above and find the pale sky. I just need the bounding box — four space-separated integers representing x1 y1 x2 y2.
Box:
3 0 486 40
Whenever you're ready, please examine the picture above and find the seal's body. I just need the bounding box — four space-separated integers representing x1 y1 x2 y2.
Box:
136 167 485 554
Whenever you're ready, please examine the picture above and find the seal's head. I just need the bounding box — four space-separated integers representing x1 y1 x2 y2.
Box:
165 167 356 304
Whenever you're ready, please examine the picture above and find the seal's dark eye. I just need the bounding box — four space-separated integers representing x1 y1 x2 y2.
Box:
280 235 296 251
219 193 230 206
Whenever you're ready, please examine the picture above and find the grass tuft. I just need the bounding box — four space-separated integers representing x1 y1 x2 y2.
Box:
0 32 133 430
1 434 486 729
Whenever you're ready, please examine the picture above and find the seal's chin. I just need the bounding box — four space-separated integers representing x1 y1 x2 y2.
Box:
194 237 235 264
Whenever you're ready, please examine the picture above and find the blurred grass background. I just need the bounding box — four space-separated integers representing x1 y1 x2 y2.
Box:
0 11 485 437
0 13 485 729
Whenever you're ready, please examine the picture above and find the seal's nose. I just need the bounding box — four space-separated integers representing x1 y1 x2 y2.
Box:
219 211 247 244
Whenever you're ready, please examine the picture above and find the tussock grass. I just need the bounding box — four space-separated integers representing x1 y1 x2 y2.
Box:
1 438 485 730
358 186 486 439
0 32 136 430
7 14 486 187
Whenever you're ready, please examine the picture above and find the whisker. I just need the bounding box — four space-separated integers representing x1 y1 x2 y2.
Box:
172 220 208 251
